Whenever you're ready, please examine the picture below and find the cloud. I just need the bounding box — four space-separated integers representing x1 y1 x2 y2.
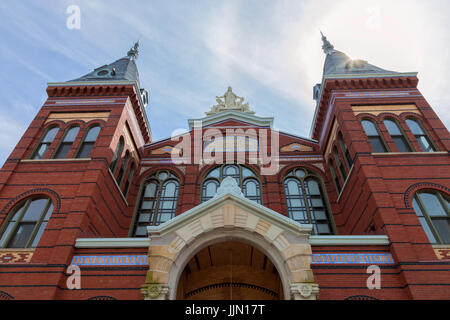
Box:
0 0 448 166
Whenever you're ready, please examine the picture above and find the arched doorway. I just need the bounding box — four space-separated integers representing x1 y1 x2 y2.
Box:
176 241 283 300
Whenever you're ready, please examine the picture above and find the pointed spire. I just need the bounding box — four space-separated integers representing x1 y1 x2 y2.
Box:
320 31 334 55
127 41 140 60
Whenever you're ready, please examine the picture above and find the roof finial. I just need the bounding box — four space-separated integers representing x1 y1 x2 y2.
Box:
127 40 140 59
320 31 334 55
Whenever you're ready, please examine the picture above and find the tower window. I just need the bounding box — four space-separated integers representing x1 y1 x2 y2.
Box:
76 125 101 158
53 126 80 159
383 119 412 152
31 126 59 159
406 118 436 152
116 151 130 186
338 132 353 169
123 162 135 197
328 158 341 194
283 168 334 235
0 197 53 248
201 165 262 204
412 191 450 244
132 171 180 236
109 137 124 174
361 119 388 153
333 146 347 181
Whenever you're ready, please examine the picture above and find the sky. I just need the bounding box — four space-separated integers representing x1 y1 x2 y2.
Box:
0 0 449 166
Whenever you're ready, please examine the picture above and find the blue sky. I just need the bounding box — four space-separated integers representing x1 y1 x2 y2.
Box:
0 0 449 166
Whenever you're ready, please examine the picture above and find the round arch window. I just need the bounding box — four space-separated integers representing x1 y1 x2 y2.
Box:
0 197 53 248
201 164 262 204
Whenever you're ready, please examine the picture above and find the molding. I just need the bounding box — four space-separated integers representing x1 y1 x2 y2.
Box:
75 237 150 248
47 80 137 87
21 158 91 163
371 151 448 156
309 235 390 246
188 110 274 130
323 72 418 80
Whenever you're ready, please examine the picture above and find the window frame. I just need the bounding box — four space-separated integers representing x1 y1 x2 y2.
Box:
283 167 336 235
75 124 101 159
405 117 438 152
337 132 353 170
0 197 53 249
412 190 450 244
30 125 60 160
328 158 342 194
109 137 124 174
383 118 413 152
123 162 135 197
131 170 180 236
361 118 389 153
52 125 80 159
201 164 263 204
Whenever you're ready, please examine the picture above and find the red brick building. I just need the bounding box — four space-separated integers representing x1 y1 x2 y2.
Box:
0 36 449 300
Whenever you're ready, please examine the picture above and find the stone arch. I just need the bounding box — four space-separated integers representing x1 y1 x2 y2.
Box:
141 192 319 300
168 228 292 300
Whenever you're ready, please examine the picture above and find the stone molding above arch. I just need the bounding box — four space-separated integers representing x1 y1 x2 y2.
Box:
404 182 450 208
140 184 318 300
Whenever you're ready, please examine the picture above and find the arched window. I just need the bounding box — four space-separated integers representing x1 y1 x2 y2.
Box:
338 132 353 169
383 119 412 152
132 171 180 236
109 137 124 174
0 197 53 248
283 168 334 235
31 126 59 159
328 158 341 194
54 126 80 159
412 191 449 244
333 146 347 181
116 151 130 185
123 162 135 197
76 125 101 158
201 165 262 204
406 118 436 152
361 119 388 153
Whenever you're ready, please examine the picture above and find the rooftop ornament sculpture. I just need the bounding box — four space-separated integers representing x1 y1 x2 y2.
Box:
206 86 254 115
127 41 140 60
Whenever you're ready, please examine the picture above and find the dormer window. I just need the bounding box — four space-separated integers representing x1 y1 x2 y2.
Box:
97 69 109 76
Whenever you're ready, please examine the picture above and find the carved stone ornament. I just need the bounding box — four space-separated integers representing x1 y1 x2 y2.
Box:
141 283 169 300
206 87 254 115
214 176 245 198
290 283 319 300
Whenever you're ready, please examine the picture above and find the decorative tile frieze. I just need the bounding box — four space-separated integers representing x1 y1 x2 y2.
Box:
433 247 450 260
0 251 34 264
311 253 394 264
71 255 148 266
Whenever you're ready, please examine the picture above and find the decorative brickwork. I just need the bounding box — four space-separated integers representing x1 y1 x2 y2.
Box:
0 251 33 264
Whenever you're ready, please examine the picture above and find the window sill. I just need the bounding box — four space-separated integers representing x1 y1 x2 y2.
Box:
336 165 354 203
108 168 128 206
0 248 35 252
22 158 92 162
371 151 447 156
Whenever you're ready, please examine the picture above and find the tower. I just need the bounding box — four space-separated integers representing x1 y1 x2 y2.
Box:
0 42 150 299
313 33 450 299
